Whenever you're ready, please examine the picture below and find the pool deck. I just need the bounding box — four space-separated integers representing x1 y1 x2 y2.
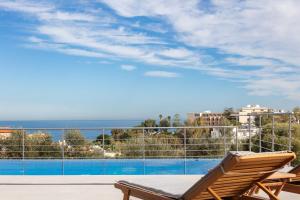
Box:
0 175 298 200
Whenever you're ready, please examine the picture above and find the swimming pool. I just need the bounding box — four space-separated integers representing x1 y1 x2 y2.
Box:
0 159 221 175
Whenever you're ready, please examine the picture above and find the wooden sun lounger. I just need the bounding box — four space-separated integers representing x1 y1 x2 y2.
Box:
115 151 295 200
283 164 300 194
265 164 300 194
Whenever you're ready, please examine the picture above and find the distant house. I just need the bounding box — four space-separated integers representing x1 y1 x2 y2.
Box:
0 127 13 139
187 111 224 126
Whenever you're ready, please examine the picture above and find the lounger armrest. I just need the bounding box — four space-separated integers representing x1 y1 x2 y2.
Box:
267 172 296 180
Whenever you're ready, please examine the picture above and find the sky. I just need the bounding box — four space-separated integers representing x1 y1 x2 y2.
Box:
0 0 299 120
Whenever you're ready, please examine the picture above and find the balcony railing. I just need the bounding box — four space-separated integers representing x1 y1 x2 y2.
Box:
0 112 297 174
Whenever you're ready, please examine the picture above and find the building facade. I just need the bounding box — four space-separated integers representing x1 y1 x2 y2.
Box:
238 105 269 124
187 111 224 126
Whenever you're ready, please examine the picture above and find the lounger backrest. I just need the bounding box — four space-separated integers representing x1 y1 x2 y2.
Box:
183 151 295 200
290 164 300 182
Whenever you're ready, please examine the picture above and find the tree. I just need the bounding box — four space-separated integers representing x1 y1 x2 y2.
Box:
64 130 86 147
223 107 234 119
186 128 223 158
167 116 171 123
159 118 170 127
293 107 300 123
141 119 157 127
250 123 300 164
111 129 131 141
140 119 158 134
159 114 163 121
223 107 237 125
95 134 112 146
255 115 272 127
26 132 60 158
2 130 23 158
172 114 182 127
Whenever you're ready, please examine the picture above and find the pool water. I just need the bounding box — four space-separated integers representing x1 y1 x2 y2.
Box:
0 159 221 175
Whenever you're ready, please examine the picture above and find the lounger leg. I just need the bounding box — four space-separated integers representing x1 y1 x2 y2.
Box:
273 181 285 196
123 189 131 200
255 182 279 200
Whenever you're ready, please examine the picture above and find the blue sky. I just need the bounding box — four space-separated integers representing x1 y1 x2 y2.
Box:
0 0 299 120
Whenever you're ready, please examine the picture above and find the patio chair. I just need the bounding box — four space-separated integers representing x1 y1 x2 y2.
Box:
114 151 295 200
265 164 300 195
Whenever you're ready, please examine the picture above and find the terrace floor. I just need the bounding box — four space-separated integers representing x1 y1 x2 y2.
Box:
0 175 298 200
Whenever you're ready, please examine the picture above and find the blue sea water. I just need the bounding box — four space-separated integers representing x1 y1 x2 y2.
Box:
0 159 221 175
0 120 143 141
0 120 143 129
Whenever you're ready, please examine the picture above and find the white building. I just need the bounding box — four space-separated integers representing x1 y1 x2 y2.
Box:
232 126 259 140
239 105 269 124
187 111 211 122
210 126 259 141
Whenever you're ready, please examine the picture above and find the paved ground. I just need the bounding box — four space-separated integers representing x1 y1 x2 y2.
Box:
0 176 298 200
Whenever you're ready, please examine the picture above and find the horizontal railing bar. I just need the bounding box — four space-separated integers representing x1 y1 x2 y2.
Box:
0 126 236 130
0 156 223 159
260 146 273 151
0 138 233 141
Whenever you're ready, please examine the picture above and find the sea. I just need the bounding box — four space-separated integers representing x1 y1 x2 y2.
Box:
0 120 143 141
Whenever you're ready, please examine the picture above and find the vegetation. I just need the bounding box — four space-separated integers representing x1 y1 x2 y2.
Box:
242 123 300 164
0 109 299 164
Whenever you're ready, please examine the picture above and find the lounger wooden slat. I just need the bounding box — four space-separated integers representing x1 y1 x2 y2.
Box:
115 151 296 200
235 162 289 169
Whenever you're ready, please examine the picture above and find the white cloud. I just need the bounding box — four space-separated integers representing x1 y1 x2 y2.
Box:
225 57 277 67
121 65 136 71
101 0 300 99
0 0 95 22
1 0 300 100
0 0 206 70
158 48 194 59
0 0 53 13
27 36 108 58
243 77 300 100
144 71 179 78
38 11 96 22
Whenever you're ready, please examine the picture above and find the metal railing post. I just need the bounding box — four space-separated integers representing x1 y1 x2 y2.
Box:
184 128 187 175
288 113 292 151
259 115 262 153
272 115 275 152
22 129 25 160
102 128 105 158
223 127 226 156
22 129 25 175
61 130 65 175
248 115 251 152
142 128 145 175
236 116 238 152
